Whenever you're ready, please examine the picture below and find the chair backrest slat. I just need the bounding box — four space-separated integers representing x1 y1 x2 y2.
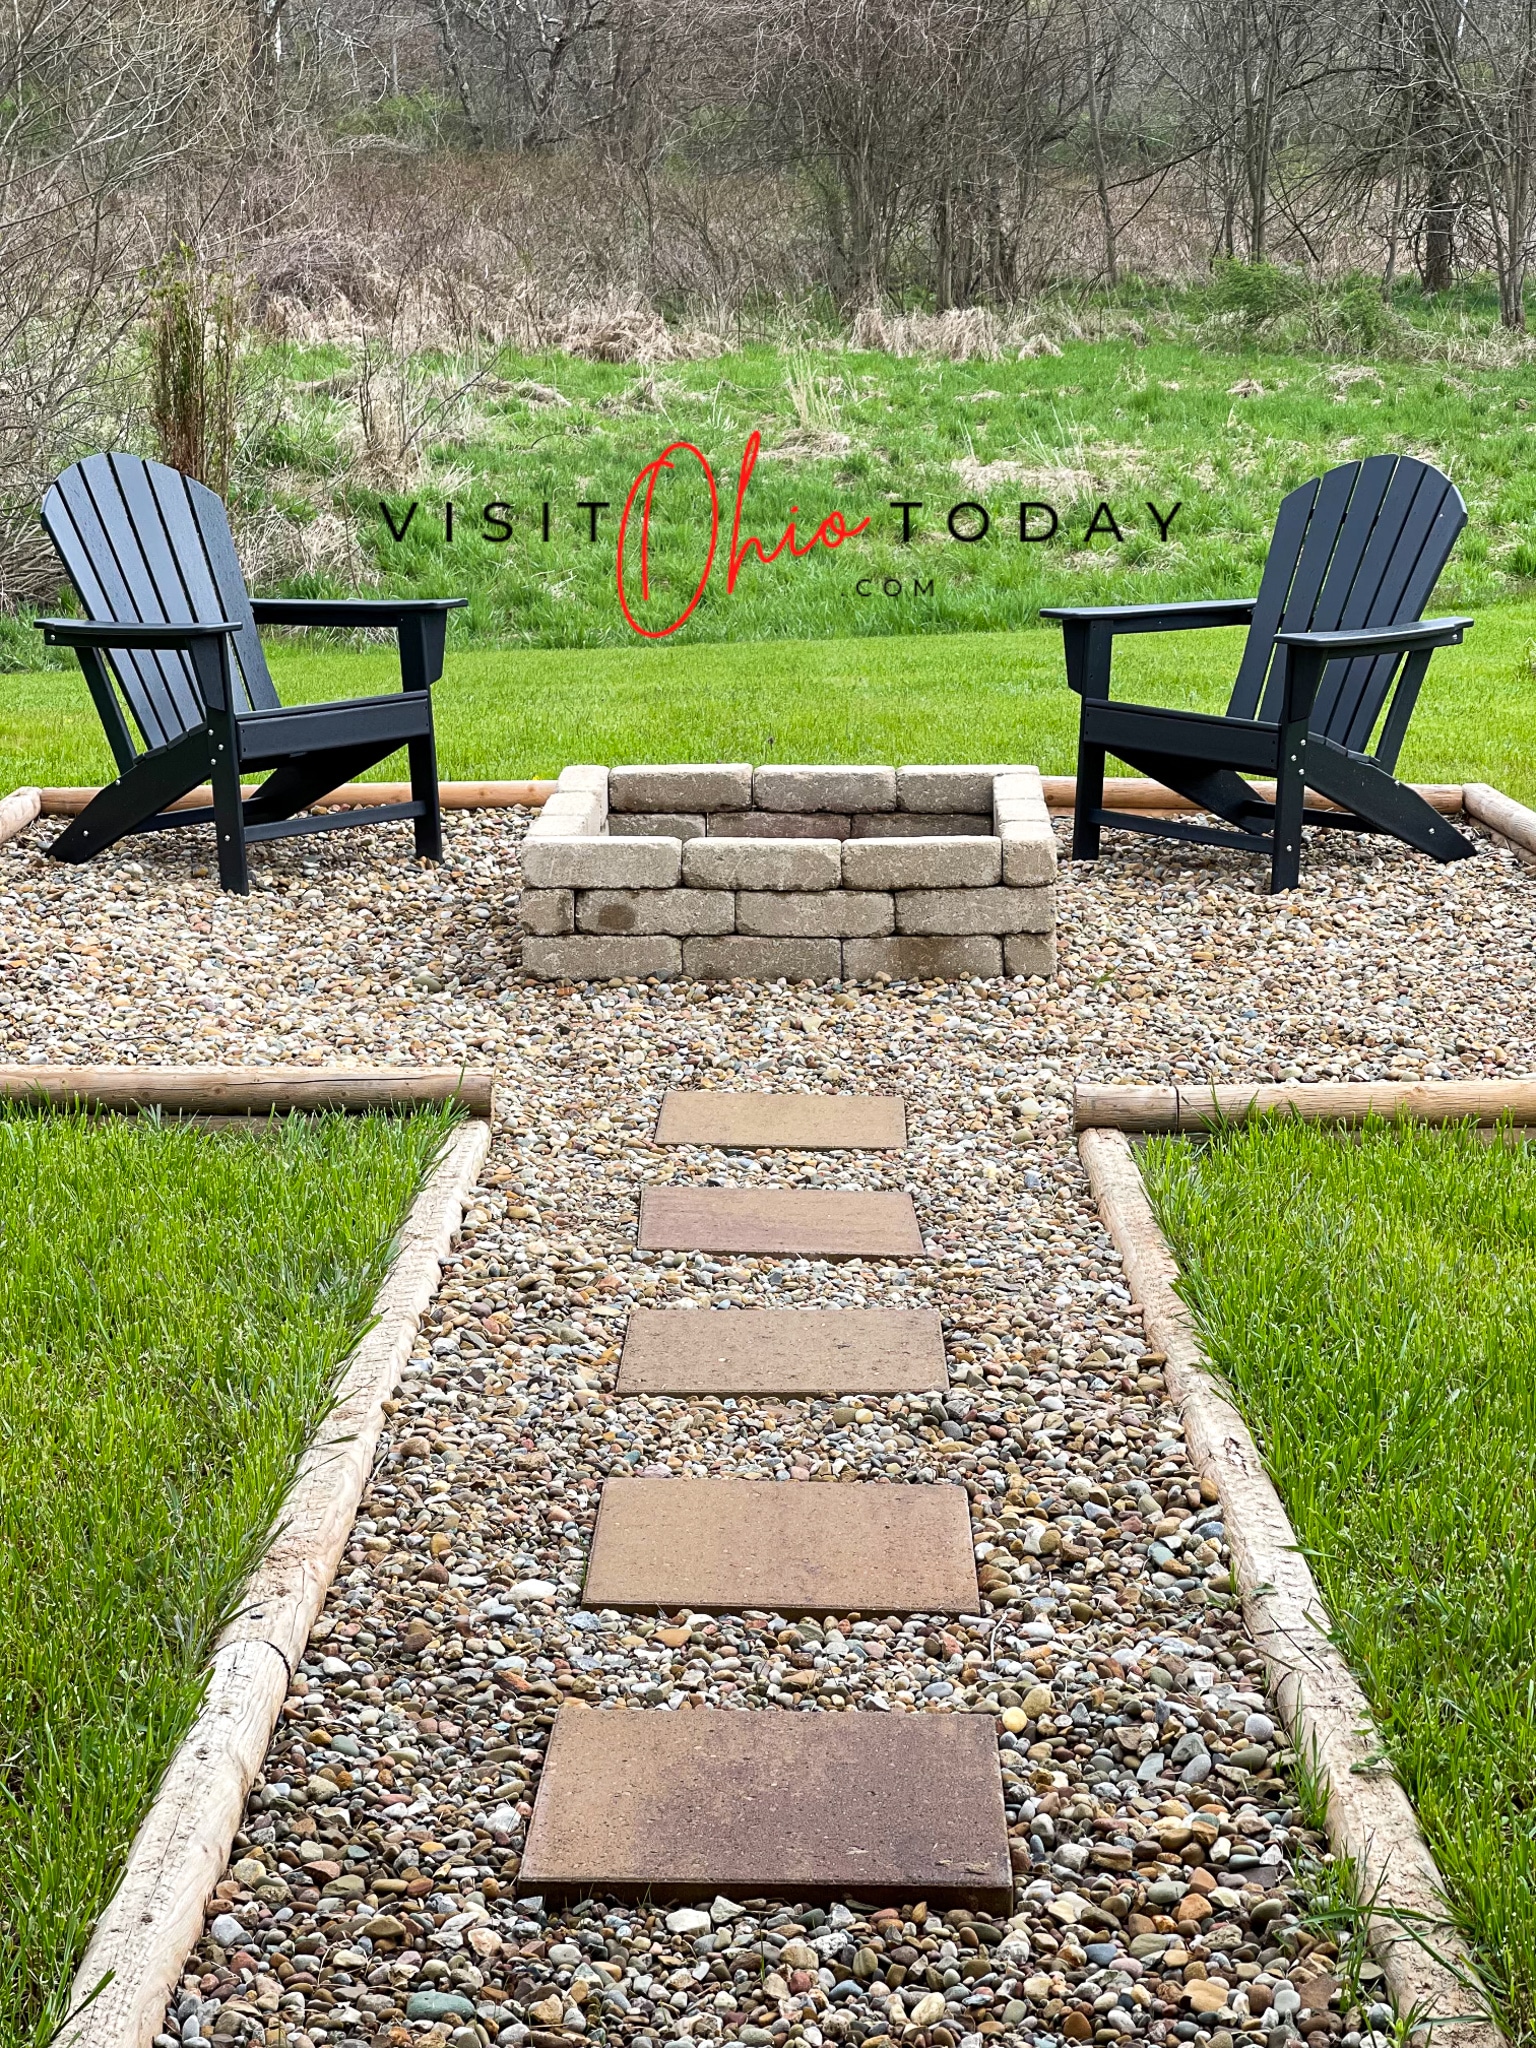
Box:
1320 467 1463 758
1228 454 1464 754
42 454 280 754
1228 479 1320 719
44 465 195 748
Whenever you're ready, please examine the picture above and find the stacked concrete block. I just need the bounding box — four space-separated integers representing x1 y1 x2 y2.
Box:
841 838 1000 889
681 838 841 892
519 762 1058 981
524 762 609 843
993 768 1057 887
753 765 897 813
608 813 707 840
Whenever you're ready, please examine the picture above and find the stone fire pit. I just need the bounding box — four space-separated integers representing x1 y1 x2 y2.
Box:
519 764 1057 981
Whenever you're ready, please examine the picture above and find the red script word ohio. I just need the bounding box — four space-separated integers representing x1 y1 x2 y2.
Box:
616 432 869 639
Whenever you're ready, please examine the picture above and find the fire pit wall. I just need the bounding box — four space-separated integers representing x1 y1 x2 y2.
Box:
519 764 1057 982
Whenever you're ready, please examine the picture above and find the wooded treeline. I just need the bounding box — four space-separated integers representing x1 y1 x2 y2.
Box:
4 0 1536 596
271 0 1536 318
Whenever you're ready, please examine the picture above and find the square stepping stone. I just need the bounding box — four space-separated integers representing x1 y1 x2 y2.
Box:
616 1307 947 1395
638 1186 924 1258
582 1477 976 1615
518 1705 1011 1908
655 1090 906 1149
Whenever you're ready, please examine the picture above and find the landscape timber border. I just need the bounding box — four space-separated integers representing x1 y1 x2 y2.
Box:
1076 1075 1536 1132
0 1064 495 1118
1078 1119 1506 2046
10 773 1490 826
55 1113 493 2048
35 780 558 817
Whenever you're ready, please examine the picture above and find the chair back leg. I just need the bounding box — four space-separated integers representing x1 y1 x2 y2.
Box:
1072 738 1106 860
47 728 211 865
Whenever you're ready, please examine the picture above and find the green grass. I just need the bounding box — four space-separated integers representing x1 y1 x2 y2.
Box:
6 600 1536 799
0 1108 452 2046
1142 1118 1536 2039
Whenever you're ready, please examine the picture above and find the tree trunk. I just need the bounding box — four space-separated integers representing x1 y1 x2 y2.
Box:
1082 10 1118 287
1423 162 1455 291
1416 41 1458 293
430 0 486 148
934 185 954 310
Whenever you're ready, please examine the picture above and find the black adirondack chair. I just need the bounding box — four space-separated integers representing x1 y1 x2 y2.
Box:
1042 454 1476 892
35 453 466 893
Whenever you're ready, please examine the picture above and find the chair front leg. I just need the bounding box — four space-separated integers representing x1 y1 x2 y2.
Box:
1268 645 1322 894
191 636 250 894
395 612 445 861
1073 736 1107 861
1268 719 1308 892
409 729 443 862
1064 620 1114 864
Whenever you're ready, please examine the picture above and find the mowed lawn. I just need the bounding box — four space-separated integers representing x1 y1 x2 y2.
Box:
0 1110 450 2047
5 602 1536 799
1143 1119 1536 2040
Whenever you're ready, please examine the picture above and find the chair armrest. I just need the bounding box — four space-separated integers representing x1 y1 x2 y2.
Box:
1271 617 1472 730
1274 616 1472 657
249 598 467 626
250 599 465 694
1041 599 1256 634
37 617 241 651
1044 599 1257 700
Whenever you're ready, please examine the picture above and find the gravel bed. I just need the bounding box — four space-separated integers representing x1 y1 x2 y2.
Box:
3 807 1526 2048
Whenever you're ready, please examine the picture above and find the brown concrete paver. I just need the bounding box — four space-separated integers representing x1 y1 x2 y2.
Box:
616 1306 947 1394
517 1705 1012 1908
582 1476 977 1614
637 1185 924 1257
655 1089 906 1149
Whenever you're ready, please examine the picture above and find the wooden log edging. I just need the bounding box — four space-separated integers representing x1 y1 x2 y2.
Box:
21 775 1467 822
1075 1077 1536 1132
1464 782 1536 861
36 779 556 817
0 784 41 846
1039 775 1466 817
57 1116 494 2048
1079 1126 1501 2046
0 1064 495 1118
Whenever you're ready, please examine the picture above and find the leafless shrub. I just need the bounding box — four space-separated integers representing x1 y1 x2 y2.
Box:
0 1 249 599
147 256 248 494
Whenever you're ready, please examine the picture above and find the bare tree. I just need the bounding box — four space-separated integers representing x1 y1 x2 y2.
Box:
0 0 242 600
428 0 623 147
1078 0 1122 284
1432 0 1536 324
